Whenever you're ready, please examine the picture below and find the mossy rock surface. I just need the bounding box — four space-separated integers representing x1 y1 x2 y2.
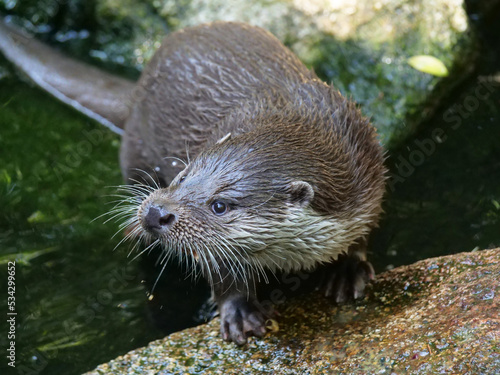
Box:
86 248 500 374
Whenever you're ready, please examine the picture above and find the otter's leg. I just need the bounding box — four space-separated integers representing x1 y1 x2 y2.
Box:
322 237 375 303
212 266 268 345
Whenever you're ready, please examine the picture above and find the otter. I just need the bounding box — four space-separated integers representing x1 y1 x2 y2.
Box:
121 22 386 344
0 20 386 345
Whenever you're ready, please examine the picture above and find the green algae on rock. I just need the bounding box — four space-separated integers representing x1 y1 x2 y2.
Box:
85 248 500 374
1 0 475 146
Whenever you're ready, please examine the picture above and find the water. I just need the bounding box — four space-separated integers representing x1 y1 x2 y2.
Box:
371 74 500 272
0 59 208 375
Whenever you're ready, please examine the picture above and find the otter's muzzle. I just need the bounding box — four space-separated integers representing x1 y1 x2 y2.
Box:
142 205 177 235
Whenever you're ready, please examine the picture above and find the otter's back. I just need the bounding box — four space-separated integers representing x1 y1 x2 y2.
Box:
120 22 317 184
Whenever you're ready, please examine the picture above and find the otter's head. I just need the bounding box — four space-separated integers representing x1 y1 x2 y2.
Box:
128 126 373 283
134 130 339 281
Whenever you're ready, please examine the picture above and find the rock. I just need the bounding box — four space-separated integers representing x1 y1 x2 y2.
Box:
1 0 476 146
85 248 500 374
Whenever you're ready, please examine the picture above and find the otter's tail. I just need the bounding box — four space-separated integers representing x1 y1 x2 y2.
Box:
0 18 136 135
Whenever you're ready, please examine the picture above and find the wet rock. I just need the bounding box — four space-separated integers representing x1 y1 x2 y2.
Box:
85 248 500 374
1 0 476 146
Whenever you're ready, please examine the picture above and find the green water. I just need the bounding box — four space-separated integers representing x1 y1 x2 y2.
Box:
371 74 500 271
0 72 157 374
0 60 211 374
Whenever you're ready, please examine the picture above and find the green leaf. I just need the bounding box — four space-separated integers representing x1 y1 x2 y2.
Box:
27 210 46 223
408 55 449 77
492 199 500 210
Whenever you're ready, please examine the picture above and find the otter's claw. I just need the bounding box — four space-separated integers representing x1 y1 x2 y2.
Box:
322 253 375 303
219 295 267 345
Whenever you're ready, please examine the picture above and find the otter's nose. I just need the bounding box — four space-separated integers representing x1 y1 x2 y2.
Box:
143 206 176 233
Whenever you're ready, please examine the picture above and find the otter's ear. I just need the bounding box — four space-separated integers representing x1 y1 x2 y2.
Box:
288 181 314 208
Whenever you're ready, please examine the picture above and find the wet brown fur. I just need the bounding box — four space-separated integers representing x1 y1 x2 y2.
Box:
122 21 385 225
121 22 386 344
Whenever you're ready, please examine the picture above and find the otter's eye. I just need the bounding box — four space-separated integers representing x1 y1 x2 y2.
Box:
211 201 227 215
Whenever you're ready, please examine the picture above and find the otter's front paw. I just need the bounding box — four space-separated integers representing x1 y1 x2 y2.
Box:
323 253 375 303
219 295 267 345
